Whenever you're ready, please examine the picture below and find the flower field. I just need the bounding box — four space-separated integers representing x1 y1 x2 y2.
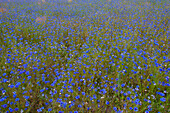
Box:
0 0 169 112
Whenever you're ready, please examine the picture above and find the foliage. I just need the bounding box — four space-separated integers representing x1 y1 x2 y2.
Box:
0 0 169 112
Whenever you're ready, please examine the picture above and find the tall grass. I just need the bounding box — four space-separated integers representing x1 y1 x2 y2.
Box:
0 0 169 113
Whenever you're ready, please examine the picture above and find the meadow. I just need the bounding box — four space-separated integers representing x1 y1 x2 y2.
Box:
0 0 169 112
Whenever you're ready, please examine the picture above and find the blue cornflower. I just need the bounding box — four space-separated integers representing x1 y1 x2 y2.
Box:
72 83 75 86
123 93 127 96
163 56 166 59
75 95 80 99
40 89 44 93
160 97 166 102
134 107 138 112
3 73 6 76
65 94 69 97
10 102 13 105
148 107 152 111
15 82 21 88
145 110 149 113
2 104 7 108
9 85 14 88
24 96 29 99
23 64 27 68
9 107 13 112
117 110 123 113
25 101 29 107
129 107 133 110
22 91 27 94
106 100 109 105
74 111 78 113
127 91 131 94
159 68 163 71
15 98 19 101
78 104 82 108
48 108 52 111
61 102 67 108
82 92 85 95
157 92 165 96
26 71 29 75
131 96 135 99
37 108 42 112
93 94 97 99
113 107 117 111
127 97 130 100
2 90 6 94
135 99 140 104
49 99 53 102
27 76 32 80
121 84 125 87
15 108 19 111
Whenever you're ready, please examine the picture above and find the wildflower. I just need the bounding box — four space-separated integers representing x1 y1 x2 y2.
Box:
106 100 109 105
65 94 69 97
82 92 85 95
145 110 149 113
15 108 19 111
2 104 7 108
26 71 29 75
75 95 80 99
49 99 53 102
113 107 117 111
78 104 82 108
129 107 133 110
9 107 13 112
27 76 32 80
135 99 140 105
160 97 166 102
2 90 6 94
134 107 138 112
3 73 6 76
15 82 21 88
25 101 29 107
127 97 130 100
157 92 165 96
121 84 125 87
48 108 52 111
15 98 19 101
37 108 42 112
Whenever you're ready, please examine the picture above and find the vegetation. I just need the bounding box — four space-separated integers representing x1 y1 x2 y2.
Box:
0 0 169 112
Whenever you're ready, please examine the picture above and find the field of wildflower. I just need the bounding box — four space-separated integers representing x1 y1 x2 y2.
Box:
0 0 169 112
